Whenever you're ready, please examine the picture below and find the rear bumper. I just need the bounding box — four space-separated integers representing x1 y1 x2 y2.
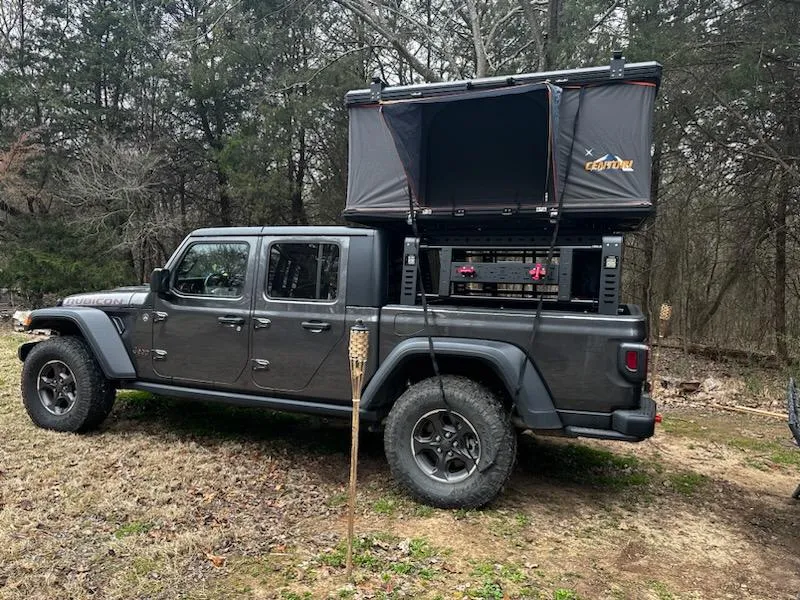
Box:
561 394 657 442
612 394 657 439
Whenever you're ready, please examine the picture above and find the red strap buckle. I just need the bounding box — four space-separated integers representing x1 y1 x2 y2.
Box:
457 265 476 277
529 264 547 281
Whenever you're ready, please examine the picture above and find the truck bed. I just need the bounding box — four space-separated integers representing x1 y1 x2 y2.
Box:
376 303 647 415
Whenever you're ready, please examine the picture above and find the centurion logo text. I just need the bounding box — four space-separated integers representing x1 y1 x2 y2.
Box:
584 153 634 172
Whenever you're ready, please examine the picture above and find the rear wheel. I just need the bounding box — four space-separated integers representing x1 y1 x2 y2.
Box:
21 336 115 432
384 375 516 508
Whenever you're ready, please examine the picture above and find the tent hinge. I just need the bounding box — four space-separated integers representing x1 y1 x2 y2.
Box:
370 71 386 102
610 50 625 78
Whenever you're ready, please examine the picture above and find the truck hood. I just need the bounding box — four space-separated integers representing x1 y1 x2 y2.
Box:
61 286 150 308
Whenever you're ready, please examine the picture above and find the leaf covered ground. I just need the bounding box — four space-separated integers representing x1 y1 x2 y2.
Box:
1 331 799 600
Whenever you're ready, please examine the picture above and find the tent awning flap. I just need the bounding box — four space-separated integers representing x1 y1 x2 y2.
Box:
378 83 558 213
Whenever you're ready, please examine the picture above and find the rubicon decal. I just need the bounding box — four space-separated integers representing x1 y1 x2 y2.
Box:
63 295 127 306
584 153 634 172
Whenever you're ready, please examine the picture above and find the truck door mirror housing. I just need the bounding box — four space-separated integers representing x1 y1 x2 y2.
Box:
150 268 171 295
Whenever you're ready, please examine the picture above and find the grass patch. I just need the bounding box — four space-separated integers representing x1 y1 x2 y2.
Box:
113 521 153 539
412 504 435 518
667 471 709 496
650 581 675 600
484 510 534 541
523 439 652 490
728 438 800 468
660 417 707 436
470 560 533 597
316 534 444 581
326 491 348 507
373 496 398 516
553 590 579 600
471 579 504 599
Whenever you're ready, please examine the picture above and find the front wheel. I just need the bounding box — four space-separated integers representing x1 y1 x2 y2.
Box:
384 376 516 509
21 336 115 432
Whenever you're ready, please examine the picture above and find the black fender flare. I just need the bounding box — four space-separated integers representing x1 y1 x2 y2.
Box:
17 307 136 380
361 337 562 429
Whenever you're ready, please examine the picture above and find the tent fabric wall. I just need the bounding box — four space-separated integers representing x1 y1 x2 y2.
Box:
557 83 656 209
346 106 411 216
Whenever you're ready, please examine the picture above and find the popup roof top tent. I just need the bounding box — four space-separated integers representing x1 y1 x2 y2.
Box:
343 59 662 232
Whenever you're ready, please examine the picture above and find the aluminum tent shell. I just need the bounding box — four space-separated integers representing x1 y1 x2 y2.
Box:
343 61 662 230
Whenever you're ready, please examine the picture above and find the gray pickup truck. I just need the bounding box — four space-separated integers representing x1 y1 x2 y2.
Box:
19 225 654 508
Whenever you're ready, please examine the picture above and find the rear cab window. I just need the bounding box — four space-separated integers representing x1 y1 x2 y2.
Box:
266 242 340 301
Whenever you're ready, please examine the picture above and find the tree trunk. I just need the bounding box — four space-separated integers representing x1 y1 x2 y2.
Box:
217 168 232 226
465 0 488 77
291 126 308 225
639 142 662 323
544 0 560 70
775 172 788 362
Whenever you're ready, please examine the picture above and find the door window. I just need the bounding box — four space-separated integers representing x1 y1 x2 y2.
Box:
267 243 339 301
173 242 250 297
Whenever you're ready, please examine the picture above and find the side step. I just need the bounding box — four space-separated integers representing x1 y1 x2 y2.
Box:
563 426 639 442
125 381 379 421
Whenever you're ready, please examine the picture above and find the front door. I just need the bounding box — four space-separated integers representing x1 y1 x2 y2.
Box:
250 237 346 393
151 237 257 385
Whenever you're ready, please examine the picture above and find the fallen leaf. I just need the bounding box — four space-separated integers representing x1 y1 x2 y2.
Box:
206 553 226 567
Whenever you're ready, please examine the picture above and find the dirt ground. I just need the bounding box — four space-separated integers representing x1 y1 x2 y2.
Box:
1 331 799 600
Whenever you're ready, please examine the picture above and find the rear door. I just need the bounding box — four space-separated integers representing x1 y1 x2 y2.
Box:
249 236 347 393
151 237 257 385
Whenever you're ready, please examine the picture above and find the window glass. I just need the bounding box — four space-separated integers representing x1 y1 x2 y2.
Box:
267 243 339 301
173 242 250 297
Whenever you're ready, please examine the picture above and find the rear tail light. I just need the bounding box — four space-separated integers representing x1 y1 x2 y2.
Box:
625 350 638 371
618 343 648 381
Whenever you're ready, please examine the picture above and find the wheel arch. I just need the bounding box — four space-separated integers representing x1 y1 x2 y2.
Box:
361 337 562 430
18 308 136 380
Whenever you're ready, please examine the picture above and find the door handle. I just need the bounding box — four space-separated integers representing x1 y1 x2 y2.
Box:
252 359 270 371
301 321 331 332
254 317 272 330
218 316 245 327
152 349 167 361
153 311 168 323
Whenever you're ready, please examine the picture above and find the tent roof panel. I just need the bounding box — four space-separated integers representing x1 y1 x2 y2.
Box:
345 61 662 106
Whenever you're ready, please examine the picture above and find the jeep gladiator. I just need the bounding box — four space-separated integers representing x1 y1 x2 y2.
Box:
19 226 655 507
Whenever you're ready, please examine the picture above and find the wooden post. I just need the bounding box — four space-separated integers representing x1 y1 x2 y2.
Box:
346 322 369 579
650 303 672 399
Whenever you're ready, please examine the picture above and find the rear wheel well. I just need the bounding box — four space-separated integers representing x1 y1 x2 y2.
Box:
374 355 513 416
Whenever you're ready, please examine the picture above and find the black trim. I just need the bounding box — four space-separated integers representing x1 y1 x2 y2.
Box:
23 307 137 379
563 426 639 442
127 381 381 421
361 337 563 430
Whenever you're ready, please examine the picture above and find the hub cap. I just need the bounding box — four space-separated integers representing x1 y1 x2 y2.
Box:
37 360 78 416
411 409 481 483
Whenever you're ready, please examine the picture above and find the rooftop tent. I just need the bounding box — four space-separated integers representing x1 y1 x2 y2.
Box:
343 60 662 229
345 83 560 221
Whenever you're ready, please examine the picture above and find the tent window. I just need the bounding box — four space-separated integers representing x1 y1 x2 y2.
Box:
424 93 550 209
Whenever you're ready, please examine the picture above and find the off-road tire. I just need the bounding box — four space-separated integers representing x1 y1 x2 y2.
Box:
384 375 516 509
21 336 115 432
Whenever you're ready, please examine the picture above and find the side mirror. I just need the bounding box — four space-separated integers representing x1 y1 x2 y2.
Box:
150 268 170 295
